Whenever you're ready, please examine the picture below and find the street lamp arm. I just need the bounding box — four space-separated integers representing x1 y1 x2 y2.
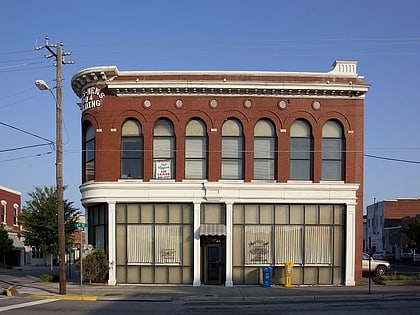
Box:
35 80 57 101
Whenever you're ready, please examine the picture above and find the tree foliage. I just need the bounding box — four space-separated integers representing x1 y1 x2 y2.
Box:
77 248 109 284
18 186 80 254
403 217 420 249
0 224 13 265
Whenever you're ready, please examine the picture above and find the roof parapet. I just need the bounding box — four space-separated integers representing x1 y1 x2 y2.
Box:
329 60 358 76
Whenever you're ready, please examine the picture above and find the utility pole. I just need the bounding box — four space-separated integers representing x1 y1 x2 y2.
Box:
35 36 74 295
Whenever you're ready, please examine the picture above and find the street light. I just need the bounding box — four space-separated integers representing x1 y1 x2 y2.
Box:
35 78 66 295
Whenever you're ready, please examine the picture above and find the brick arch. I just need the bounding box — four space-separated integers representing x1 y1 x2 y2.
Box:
283 111 318 135
251 110 283 132
214 110 250 137
179 109 214 134
318 111 352 134
111 109 148 132
82 113 101 131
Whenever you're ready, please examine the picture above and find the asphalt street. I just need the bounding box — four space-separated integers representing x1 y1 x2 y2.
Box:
1 264 420 303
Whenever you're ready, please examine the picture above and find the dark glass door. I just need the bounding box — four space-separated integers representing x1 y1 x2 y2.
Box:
207 244 221 283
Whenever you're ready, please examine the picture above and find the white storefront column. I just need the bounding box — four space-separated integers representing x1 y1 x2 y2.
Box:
345 203 356 286
225 202 233 287
107 201 117 285
193 202 201 286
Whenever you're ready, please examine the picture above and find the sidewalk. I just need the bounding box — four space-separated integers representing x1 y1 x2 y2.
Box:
2 266 420 303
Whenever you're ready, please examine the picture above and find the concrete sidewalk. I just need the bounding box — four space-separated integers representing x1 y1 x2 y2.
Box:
2 266 420 302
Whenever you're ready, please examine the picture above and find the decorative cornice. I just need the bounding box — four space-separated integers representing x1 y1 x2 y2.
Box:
105 81 368 98
71 61 370 99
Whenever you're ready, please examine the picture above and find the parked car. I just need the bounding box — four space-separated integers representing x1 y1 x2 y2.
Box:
401 248 413 261
372 251 386 260
362 253 391 276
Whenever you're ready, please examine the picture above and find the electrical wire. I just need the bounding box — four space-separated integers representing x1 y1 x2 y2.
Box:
0 143 52 153
0 121 54 148
0 151 52 163
364 154 420 165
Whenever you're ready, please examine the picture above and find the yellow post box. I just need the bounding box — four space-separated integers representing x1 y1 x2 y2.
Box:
284 261 294 288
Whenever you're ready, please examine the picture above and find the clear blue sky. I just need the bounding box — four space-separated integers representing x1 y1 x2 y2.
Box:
1 0 419 213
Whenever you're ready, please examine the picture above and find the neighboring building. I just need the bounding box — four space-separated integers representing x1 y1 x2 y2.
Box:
27 214 87 267
365 198 420 258
0 185 24 266
71 60 369 286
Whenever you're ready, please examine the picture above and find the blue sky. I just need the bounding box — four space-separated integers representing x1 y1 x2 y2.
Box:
1 0 420 212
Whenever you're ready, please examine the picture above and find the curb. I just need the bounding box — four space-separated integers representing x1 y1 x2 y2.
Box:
26 294 97 301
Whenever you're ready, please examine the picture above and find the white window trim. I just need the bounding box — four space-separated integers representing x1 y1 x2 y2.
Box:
1 200 6 223
13 203 19 226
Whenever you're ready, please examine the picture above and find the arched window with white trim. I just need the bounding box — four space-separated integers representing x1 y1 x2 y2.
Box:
153 119 175 179
322 120 344 180
1 200 6 223
254 119 276 180
185 119 207 179
290 119 312 180
83 123 95 182
121 119 143 179
13 203 19 226
221 119 243 179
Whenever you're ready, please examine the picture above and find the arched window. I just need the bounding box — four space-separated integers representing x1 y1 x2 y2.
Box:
83 124 95 182
221 119 243 179
185 119 207 179
322 120 344 180
13 203 19 225
254 119 276 180
290 120 312 180
153 119 175 179
1 200 6 223
121 119 143 179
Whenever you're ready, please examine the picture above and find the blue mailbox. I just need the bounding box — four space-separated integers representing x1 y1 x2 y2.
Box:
262 266 272 288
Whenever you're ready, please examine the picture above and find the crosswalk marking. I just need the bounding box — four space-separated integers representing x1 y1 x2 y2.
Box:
0 299 56 312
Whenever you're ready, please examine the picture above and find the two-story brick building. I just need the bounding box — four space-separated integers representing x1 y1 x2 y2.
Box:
71 60 369 286
0 185 24 266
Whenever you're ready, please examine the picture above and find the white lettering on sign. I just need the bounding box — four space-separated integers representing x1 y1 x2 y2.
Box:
81 87 105 112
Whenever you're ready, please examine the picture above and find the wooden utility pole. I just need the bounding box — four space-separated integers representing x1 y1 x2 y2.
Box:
36 36 74 295
55 43 66 295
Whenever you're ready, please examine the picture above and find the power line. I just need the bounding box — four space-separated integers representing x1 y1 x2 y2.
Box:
0 150 52 163
0 143 52 153
364 154 420 165
0 121 54 148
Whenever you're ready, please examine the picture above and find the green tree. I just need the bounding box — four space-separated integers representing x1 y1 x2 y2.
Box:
77 248 109 284
0 224 13 265
404 217 420 249
18 186 80 256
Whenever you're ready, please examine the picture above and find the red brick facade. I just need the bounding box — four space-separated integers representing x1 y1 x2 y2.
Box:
0 186 23 266
72 61 369 286
0 186 21 233
384 199 420 220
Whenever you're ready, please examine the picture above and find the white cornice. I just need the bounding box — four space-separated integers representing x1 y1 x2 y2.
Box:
79 181 359 206
0 186 21 196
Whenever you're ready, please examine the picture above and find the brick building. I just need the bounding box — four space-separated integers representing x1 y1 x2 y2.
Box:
366 198 420 257
0 185 24 266
71 60 369 286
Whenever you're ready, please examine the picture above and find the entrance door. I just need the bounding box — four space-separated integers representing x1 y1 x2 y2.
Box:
201 236 225 285
207 244 222 284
